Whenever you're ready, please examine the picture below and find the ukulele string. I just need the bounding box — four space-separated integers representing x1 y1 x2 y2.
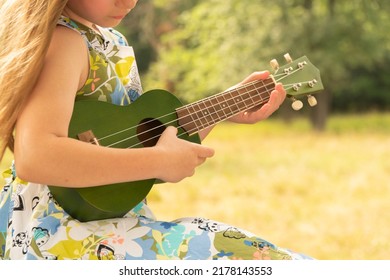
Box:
99 68 303 148
126 89 272 149
180 83 303 135
127 82 310 148
96 78 261 142
129 81 309 148
106 74 302 148
105 79 275 148
99 78 273 146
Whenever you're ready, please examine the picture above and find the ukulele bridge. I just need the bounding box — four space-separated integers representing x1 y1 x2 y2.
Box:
77 130 100 146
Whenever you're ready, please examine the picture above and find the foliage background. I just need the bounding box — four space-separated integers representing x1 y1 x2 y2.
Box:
2 0 390 260
119 0 390 121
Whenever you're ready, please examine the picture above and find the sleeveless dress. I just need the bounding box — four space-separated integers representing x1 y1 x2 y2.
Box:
0 16 311 260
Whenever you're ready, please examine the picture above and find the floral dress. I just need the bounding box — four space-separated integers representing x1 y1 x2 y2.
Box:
0 16 311 260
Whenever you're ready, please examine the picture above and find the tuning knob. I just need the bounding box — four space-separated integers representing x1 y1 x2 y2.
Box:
270 59 279 71
284 53 292 63
291 98 303 111
307 95 317 107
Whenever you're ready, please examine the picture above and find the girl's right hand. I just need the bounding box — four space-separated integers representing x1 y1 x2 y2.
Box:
155 126 215 183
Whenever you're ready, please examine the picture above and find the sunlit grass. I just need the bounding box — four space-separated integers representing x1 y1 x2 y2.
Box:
148 113 390 260
1 113 390 259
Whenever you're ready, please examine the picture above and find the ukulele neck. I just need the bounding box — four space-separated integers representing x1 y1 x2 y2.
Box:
176 77 275 135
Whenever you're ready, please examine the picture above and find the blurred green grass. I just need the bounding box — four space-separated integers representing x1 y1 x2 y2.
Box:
1 112 390 259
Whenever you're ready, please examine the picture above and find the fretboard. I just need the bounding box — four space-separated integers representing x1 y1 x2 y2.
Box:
176 77 275 135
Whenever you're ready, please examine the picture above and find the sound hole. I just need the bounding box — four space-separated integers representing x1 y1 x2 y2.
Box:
136 118 166 147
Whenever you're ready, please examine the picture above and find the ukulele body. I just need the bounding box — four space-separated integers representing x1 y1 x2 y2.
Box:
49 89 200 222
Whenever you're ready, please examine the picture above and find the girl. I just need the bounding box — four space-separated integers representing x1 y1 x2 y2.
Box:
0 0 310 260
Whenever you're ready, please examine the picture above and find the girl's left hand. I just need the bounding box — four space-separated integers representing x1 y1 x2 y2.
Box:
228 71 286 124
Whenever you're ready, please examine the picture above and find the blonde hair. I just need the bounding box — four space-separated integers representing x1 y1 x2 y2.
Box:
0 0 68 160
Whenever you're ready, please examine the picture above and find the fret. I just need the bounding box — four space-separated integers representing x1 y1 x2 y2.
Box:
235 87 248 109
260 79 274 102
176 77 275 135
249 81 266 105
220 92 235 115
215 94 231 119
223 91 240 115
235 86 254 110
202 99 216 126
176 106 199 134
203 98 223 124
229 89 245 112
189 103 206 130
244 83 259 107
193 100 213 129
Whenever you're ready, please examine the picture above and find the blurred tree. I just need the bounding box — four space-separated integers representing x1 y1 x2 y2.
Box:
119 0 390 130
286 0 390 129
118 0 202 73
142 0 281 101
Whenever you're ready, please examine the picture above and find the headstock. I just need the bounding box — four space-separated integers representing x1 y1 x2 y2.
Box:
270 53 324 111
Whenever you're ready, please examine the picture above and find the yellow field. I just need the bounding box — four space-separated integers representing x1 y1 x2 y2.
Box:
1 113 390 259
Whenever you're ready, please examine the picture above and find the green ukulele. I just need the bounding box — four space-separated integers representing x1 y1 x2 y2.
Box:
49 54 324 222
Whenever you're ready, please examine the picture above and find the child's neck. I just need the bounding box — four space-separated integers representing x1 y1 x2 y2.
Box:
61 13 103 36
61 10 101 34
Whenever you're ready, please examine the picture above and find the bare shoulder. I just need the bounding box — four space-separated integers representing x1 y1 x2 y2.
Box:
15 25 90 145
20 25 90 126
48 25 88 59
45 26 89 88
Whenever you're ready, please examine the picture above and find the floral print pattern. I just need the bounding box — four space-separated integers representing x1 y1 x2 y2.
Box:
0 17 311 260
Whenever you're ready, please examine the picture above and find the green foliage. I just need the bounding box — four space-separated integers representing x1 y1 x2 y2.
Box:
143 0 283 102
119 0 390 112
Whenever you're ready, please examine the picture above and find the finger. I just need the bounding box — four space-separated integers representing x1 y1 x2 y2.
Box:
268 91 282 109
195 144 215 158
257 70 271 80
197 156 207 165
269 89 285 109
157 126 176 144
275 82 285 93
274 83 286 102
240 70 270 84
164 126 178 135
257 103 272 119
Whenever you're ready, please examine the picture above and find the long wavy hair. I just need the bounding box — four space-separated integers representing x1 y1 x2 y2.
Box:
0 0 68 160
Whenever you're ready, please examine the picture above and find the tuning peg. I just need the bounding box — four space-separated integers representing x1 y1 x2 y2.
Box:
307 95 317 107
270 59 279 71
292 83 302 92
284 53 292 63
297 61 307 69
291 98 303 111
308 79 318 88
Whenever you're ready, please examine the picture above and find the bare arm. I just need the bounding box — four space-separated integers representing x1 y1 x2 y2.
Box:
14 27 214 187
